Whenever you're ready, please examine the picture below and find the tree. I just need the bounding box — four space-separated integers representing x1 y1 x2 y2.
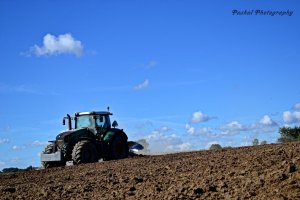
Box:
1 166 36 173
252 138 259 146
25 166 34 171
260 140 268 145
277 126 300 143
209 144 222 150
2 167 21 173
260 140 267 145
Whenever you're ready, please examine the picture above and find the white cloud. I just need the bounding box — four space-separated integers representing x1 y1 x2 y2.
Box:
27 33 83 57
146 128 191 152
187 114 279 138
144 60 158 69
254 116 278 133
293 103 300 110
185 124 195 135
167 142 192 152
191 111 212 123
283 111 300 124
185 124 213 136
134 79 149 90
159 126 171 132
0 138 9 144
220 121 243 131
219 115 279 135
147 131 181 146
12 145 23 151
29 140 48 147
177 143 192 151
11 140 48 151
198 127 214 135
219 121 250 135
259 115 277 126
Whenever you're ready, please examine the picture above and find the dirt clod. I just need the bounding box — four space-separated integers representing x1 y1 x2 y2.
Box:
209 186 217 192
194 187 204 195
289 164 297 173
3 187 16 193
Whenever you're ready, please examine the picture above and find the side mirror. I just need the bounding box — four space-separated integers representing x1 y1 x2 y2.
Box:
112 120 118 128
62 118 65 125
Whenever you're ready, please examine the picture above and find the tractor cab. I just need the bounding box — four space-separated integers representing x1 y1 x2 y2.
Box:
63 111 118 136
75 112 112 135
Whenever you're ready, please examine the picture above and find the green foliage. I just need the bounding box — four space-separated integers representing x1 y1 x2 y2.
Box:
25 166 34 171
252 139 267 146
260 140 267 145
252 138 259 146
277 126 300 143
209 144 222 150
1 166 35 174
2 167 20 173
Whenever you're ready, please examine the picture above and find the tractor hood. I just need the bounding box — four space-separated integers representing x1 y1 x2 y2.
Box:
56 128 90 140
56 130 73 140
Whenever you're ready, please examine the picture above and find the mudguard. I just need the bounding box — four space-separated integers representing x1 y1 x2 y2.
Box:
103 128 127 142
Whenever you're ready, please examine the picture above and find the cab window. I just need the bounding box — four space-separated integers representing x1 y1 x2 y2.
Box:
96 116 106 128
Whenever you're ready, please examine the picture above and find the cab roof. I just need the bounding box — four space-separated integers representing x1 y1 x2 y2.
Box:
75 111 113 116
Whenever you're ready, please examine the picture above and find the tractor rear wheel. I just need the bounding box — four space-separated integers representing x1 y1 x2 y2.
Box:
72 140 98 164
42 144 64 168
109 135 129 160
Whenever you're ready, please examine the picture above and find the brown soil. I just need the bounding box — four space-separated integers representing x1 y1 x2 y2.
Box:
1 142 300 199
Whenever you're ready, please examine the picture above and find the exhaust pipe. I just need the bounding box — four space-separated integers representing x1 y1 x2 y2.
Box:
67 114 72 130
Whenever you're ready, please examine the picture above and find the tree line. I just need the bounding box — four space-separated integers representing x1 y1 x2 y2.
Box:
209 126 300 150
0 166 37 174
277 126 300 143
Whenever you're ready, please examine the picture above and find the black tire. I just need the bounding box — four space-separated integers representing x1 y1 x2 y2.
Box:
109 135 129 160
43 162 62 169
72 140 98 164
42 144 63 168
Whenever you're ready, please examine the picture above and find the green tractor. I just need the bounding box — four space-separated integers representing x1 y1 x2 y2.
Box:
41 109 130 168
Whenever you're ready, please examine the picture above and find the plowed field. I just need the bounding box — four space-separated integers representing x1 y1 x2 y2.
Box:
1 142 300 199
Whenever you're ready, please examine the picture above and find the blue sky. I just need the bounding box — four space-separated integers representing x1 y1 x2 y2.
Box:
0 0 299 169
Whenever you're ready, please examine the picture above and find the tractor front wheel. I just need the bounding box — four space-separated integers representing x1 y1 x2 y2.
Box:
72 140 98 164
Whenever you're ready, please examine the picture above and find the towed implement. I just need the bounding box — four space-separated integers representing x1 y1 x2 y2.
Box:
41 108 141 168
